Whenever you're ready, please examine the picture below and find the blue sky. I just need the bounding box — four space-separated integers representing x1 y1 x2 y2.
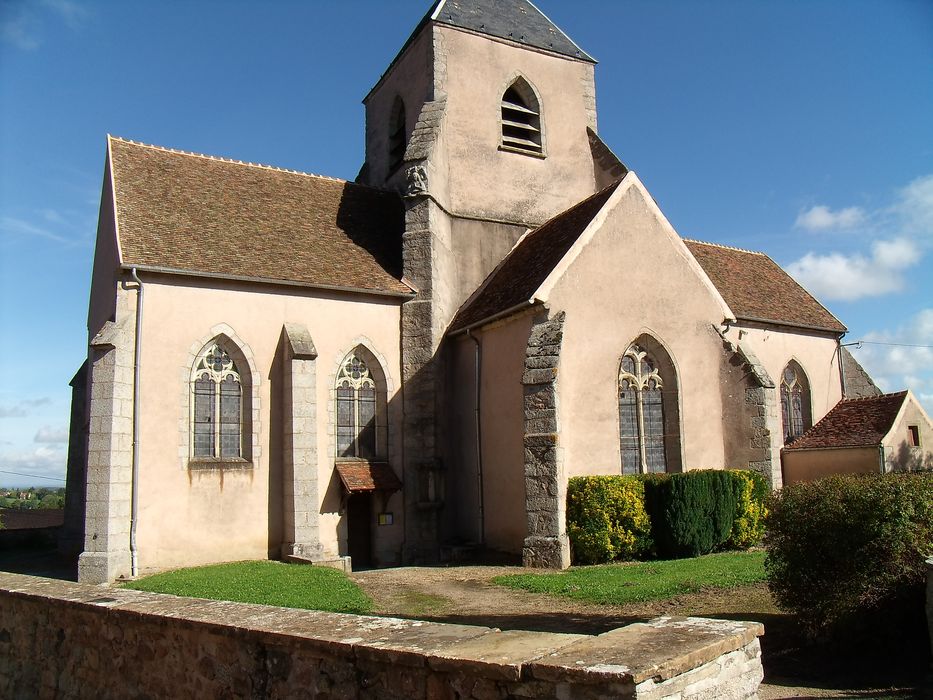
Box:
1 0 931 487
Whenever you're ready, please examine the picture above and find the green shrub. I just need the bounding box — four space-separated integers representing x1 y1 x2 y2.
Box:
566 470 768 563
566 476 653 564
727 469 768 549
765 472 933 638
643 470 737 558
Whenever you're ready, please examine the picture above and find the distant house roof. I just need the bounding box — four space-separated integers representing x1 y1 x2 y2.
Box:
449 180 621 332
683 240 846 334
108 137 411 297
784 391 908 451
0 509 64 530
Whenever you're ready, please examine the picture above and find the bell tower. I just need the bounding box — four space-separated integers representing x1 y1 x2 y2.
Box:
360 0 626 562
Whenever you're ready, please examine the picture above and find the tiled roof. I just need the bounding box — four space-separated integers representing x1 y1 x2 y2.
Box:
784 391 908 451
0 509 64 530
335 462 403 493
684 240 846 333
449 180 621 332
108 137 410 296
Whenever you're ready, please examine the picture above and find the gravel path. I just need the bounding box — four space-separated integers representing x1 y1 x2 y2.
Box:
351 565 927 699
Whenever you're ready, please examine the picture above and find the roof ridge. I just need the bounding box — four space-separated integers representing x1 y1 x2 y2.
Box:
107 135 394 194
683 238 764 256
840 390 908 404
528 179 622 235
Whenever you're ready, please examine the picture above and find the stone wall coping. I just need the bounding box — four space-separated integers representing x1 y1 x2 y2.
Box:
0 572 762 688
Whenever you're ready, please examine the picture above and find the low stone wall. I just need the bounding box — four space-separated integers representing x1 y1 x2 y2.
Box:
0 572 764 699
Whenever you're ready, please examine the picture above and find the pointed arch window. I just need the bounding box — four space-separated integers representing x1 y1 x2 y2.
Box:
388 97 406 173
501 78 542 155
619 340 681 475
192 342 244 459
781 361 812 444
336 349 388 460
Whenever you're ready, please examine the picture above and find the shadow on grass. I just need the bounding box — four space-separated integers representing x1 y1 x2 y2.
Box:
700 610 930 696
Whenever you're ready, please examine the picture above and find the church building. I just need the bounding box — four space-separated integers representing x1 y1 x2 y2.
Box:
64 0 927 583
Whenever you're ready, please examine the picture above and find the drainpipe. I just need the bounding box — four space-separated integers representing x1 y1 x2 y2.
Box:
129 267 144 577
837 338 847 399
466 330 485 546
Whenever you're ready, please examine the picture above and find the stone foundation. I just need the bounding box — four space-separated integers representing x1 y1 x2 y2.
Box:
0 572 763 699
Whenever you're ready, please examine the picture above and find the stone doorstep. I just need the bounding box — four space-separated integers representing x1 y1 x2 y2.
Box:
527 616 764 686
284 554 350 573
0 573 764 687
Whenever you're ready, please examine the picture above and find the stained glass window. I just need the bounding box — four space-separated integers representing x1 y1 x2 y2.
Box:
191 342 242 459
781 362 810 443
335 350 383 460
619 344 671 474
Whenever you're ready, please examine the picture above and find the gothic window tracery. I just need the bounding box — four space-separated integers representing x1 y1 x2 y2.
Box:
780 361 811 443
336 349 385 460
192 342 243 459
619 345 668 474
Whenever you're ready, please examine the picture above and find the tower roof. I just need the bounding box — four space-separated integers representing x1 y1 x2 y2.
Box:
429 0 595 62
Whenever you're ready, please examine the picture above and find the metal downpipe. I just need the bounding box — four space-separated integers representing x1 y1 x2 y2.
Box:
129 267 144 577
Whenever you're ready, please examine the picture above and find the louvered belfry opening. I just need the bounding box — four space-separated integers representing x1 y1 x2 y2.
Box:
501 79 542 155
388 97 406 172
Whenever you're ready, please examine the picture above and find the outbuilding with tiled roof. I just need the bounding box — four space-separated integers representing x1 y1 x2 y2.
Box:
782 391 933 484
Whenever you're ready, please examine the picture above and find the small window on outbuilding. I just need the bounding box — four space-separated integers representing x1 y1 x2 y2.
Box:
388 97 406 173
500 78 542 156
908 425 921 447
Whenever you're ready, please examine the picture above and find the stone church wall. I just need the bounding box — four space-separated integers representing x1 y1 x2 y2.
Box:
547 181 733 477
446 314 533 555
722 325 843 433
113 276 405 574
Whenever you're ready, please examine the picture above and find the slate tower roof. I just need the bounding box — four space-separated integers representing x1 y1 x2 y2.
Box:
429 0 595 62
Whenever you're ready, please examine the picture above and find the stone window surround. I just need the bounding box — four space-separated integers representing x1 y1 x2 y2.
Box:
325 337 396 469
178 324 261 471
780 357 812 444
617 331 685 475
498 72 547 159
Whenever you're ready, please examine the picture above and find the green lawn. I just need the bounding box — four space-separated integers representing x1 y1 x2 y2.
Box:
494 551 766 606
122 560 372 614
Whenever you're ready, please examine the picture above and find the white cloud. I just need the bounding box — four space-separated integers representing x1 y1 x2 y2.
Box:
894 174 933 236
849 308 933 413
0 397 52 418
34 425 68 444
0 215 80 246
786 237 919 301
0 445 67 486
0 6 39 50
0 0 88 50
795 205 865 232
39 0 88 28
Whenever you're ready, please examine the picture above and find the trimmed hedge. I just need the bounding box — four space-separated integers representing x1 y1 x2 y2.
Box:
765 471 933 639
644 470 736 558
566 476 653 564
566 470 768 564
